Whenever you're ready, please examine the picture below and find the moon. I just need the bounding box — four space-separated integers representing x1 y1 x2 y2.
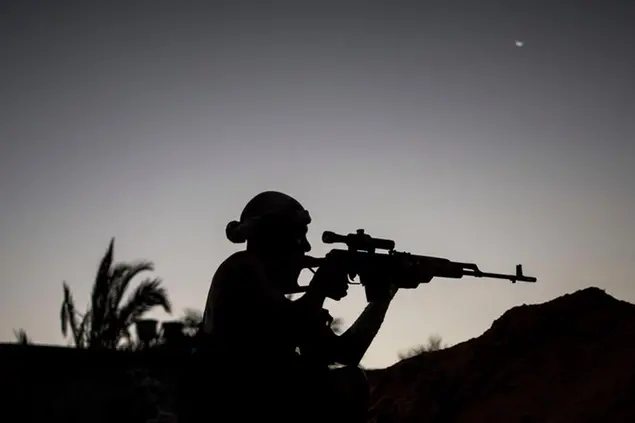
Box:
515 40 524 47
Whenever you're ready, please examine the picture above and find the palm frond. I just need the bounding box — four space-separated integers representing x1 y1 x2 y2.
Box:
13 328 30 345
75 309 92 348
89 238 115 347
112 278 172 345
61 282 72 337
106 260 155 320
60 282 93 348
61 282 80 340
59 238 173 350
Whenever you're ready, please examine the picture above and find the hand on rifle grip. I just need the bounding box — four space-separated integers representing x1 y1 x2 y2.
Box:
308 252 349 301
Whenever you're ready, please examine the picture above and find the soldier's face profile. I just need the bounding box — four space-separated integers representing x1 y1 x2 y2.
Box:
263 223 309 293
293 224 311 254
273 223 311 256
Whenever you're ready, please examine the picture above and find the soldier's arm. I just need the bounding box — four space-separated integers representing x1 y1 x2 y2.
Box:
335 298 393 365
294 297 395 367
234 254 328 333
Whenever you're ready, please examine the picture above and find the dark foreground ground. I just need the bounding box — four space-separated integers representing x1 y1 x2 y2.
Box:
2 287 634 423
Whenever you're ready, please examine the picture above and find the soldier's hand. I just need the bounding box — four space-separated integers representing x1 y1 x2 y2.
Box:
309 252 349 301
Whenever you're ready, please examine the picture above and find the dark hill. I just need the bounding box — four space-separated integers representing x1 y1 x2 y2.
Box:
365 287 635 423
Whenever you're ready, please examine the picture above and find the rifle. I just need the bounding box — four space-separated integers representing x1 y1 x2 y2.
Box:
299 229 537 302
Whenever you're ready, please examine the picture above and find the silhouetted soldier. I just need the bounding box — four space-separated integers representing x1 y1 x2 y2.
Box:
195 191 401 423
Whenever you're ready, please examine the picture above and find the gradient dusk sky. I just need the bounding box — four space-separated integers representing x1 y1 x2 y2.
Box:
1 1 633 369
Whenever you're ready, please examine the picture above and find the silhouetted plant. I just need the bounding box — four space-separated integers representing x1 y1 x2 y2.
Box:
180 308 203 337
60 238 172 349
13 328 30 345
119 309 203 352
397 334 447 360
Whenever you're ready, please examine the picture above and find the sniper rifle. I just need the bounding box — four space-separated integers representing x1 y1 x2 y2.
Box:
299 229 537 302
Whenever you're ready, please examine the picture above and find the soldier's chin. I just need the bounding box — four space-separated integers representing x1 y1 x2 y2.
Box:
279 272 303 293
330 289 348 301
282 282 303 295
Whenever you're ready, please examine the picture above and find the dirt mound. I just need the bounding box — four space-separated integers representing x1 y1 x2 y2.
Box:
365 287 635 423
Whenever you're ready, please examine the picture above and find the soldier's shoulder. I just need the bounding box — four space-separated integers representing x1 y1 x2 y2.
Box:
214 250 263 278
223 250 260 267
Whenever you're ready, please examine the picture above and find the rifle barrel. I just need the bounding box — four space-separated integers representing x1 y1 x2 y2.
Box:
463 269 537 283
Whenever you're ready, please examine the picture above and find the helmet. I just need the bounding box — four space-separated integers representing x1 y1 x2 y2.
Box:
225 191 311 244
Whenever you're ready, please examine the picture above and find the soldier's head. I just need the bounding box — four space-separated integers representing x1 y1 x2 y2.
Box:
226 190 312 258
226 191 312 293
